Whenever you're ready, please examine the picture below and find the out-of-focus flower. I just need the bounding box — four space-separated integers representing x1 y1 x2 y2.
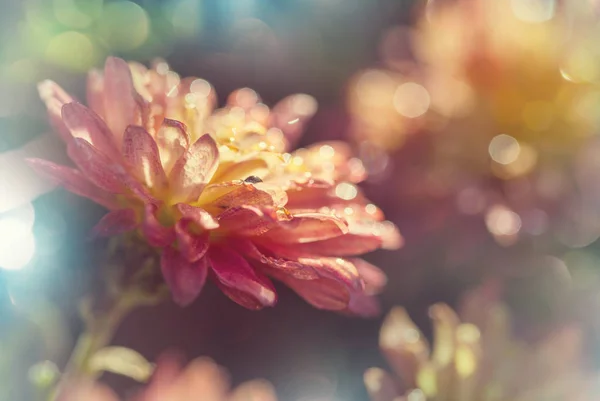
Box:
347 69 429 152
413 0 597 152
28 57 401 315
60 356 277 401
346 0 600 260
365 283 598 401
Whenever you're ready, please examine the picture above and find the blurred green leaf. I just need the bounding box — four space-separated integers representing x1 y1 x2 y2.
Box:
89 347 154 382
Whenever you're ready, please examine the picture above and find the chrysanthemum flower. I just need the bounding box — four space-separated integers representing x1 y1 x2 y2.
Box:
364 284 597 401
60 356 277 401
29 57 401 315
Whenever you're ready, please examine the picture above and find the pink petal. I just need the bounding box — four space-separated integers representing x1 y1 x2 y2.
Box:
86 69 105 119
122 126 168 191
142 204 175 247
285 186 368 210
226 87 261 109
305 141 366 183
174 220 210 262
269 94 318 149
268 270 350 311
304 256 362 290
161 247 209 306
217 206 280 236
202 182 287 211
38 80 75 141
62 102 118 156
346 292 381 318
67 138 126 193
68 138 156 203
352 258 387 295
231 239 318 280
26 158 117 209
208 245 277 309
90 209 138 238
175 204 219 230
289 234 384 257
379 221 404 250
266 259 367 313
262 212 348 244
289 208 401 255
156 119 190 174
254 242 362 287
169 134 219 203
103 57 139 144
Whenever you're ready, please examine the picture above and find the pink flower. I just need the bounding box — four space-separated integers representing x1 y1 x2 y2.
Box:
59 356 277 401
29 57 401 315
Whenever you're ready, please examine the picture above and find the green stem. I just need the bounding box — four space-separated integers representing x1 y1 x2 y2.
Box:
48 296 136 401
47 236 166 401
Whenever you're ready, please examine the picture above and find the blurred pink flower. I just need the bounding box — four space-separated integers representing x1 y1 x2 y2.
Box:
28 57 401 315
60 357 277 401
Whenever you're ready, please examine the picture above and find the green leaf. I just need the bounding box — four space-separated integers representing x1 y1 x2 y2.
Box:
89 347 154 382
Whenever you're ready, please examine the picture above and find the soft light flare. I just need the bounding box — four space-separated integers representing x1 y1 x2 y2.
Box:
485 205 522 237
489 134 521 165
393 82 430 118
511 0 556 23
0 208 36 270
334 183 358 201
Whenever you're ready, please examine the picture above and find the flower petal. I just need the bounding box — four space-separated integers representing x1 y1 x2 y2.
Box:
289 234 384 257
231 239 318 280
26 158 117 209
256 242 361 287
379 307 429 387
142 204 175 247
174 220 210 262
169 134 219 203
62 102 118 156
201 182 288 212
352 258 387 295
226 87 261 109
217 206 281 236
212 158 269 183
268 270 350 311
208 245 277 309
66 138 127 193
145 357 229 401
305 256 362 290
346 292 381 318
122 125 168 191
156 119 189 175
304 141 366 183
90 209 138 238
285 185 368 210
86 69 105 118
38 80 75 141
161 247 209 306
262 212 348 244
269 93 318 149
175 204 219 230
103 57 140 144
229 380 278 401
68 138 155 203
